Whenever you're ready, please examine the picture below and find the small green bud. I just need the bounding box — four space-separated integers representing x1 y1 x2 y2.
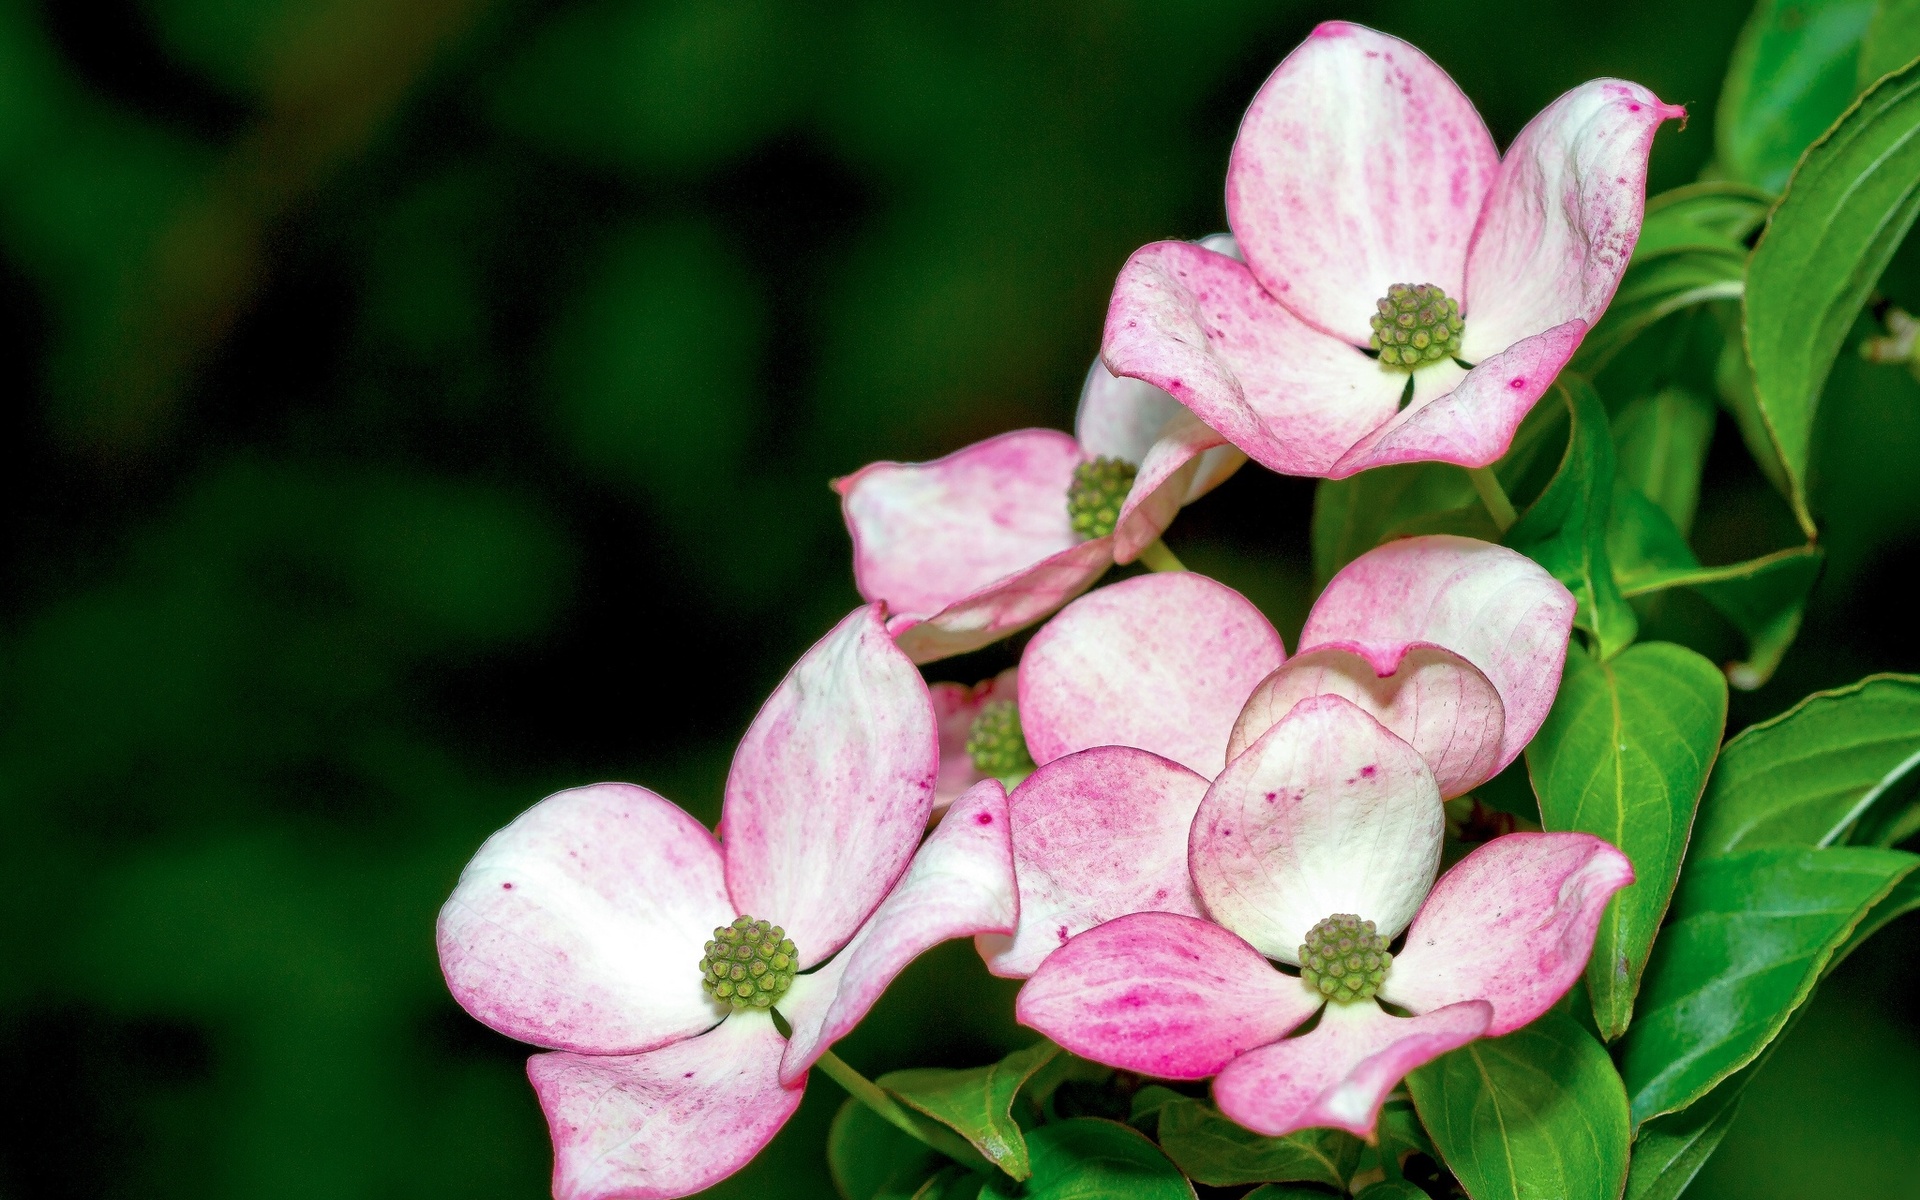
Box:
966 699 1035 780
1368 283 1464 370
700 915 798 1011
1299 913 1392 1004
1066 456 1139 540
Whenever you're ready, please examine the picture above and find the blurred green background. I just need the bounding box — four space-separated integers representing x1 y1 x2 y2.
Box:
2 0 1917 1196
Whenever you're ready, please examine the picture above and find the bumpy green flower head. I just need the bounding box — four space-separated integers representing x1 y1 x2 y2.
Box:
1369 282 1464 369
966 699 1035 778
1067 456 1139 540
700 916 797 1010
1299 913 1392 1004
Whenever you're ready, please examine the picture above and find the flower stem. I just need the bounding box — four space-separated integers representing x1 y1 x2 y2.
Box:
1136 538 1187 572
1467 466 1517 533
813 1050 991 1170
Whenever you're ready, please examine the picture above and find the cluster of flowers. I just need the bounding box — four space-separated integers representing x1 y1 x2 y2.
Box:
437 22 1681 1200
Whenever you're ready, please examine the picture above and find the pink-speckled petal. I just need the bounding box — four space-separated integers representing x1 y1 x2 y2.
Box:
779 781 1017 1082
930 668 1019 811
1019 572 1286 777
722 605 938 969
1301 535 1577 771
1102 239 1405 478
1329 321 1585 476
1213 1000 1492 1138
1228 644 1505 799
1111 408 1244 563
891 539 1115 664
1226 22 1499 346
1464 80 1685 359
1191 695 1444 960
1384 833 1634 1035
1076 358 1187 466
1017 912 1323 1080
528 1011 802 1200
437 783 731 1055
977 746 1209 978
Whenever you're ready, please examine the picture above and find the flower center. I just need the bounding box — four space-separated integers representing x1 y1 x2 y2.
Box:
700 916 798 1010
1066 457 1138 540
1298 913 1392 1004
966 699 1035 779
1369 283 1464 370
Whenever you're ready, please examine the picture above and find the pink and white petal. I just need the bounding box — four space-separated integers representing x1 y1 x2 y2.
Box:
1075 358 1187 466
777 780 1018 1082
1017 911 1323 1080
1228 645 1505 799
835 428 1085 625
1019 572 1286 777
1328 321 1584 476
1384 833 1633 1035
1463 80 1685 358
1102 239 1405 478
891 539 1116 665
1213 1000 1492 1138
722 604 938 969
978 746 1210 978
1191 695 1444 960
1111 409 1243 563
529 1011 803 1200
1300 535 1577 770
931 668 1020 810
1226 22 1499 346
438 783 732 1055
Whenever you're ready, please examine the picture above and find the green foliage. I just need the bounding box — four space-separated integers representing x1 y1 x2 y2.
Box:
879 1040 1061 1179
1858 0 1920 87
1717 0 1878 191
1155 1097 1361 1189
830 1098 945 1200
1613 385 1719 534
979 1119 1190 1200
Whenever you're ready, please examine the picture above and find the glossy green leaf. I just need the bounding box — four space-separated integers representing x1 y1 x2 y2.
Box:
1858 0 1920 88
1613 385 1717 535
1506 377 1638 657
1837 870 1920 960
1312 463 1477 587
881 1040 1060 1180
1574 248 1745 374
1619 845 1917 1126
1691 674 1920 855
1745 56 1920 536
1712 304 1796 498
1407 1010 1629 1200
1526 641 1727 1039
1718 0 1878 191
1631 182 1775 260
981 1119 1192 1200
1354 1184 1430 1200
1624 1072 1746 1200
830 1096 946 1200
1155 1097 1360 1189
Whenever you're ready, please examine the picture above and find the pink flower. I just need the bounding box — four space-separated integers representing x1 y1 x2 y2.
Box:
436 606 1017 1200
836 242 1248 665
1103 22 1684 478
931 667 1022 810
979 534 1573 977
1017 694 1632 1138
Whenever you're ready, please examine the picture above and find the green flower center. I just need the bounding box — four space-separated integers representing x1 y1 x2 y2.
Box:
700 916 798 1011
966 699 1035 780
1369 283 1464 370
1066 457 1138 540
1299 913 1392 1004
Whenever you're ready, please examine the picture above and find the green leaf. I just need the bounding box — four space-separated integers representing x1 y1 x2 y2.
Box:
1717 0 1878 192
981 1118 1193 1200
1573 248 1746 374
1243 1189 1333 1200
1618 844 1918 1126
1624 1073 1747 1200
880 1040 1060 1180
1858 0 1920 88
1525 641 1728 1039
1312 463 1477 587
1691 673 1920 855
1631 181 1775 260
1155 1097 1361 1188
830 1096 946 1200
1835 869 1920 960
1744 56 1920 537
1505 377 1638 657
1406 1010 1630 1200
1613 385 1718 535
1354 1184 1431 1200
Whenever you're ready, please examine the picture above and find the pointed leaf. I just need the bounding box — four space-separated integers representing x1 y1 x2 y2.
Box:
880 1041 1061 1180
1858 0 1920 88
1624 1074 1746 1200
1572 248 1745 374
1629 182 1774 261
1613 385 1718 535
1718 0 1878 192
1156 1097 1362 1189
982 1118 1193 1200
830 1096 946 1200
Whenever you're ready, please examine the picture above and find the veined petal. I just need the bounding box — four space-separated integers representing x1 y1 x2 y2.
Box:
1213 1000 1492 1138
930 668 1019 811
1383 833 1633 1035
1228 644 1505 798
1299 535 1577 771
528 1011 802 1200
1019 572 1286 778
1017 911 1322 1080
437 783 730 1055
1226 22 1499 346
1111 408 1245 564
978 746 1209 978
1102 239 1405 478
891 540 1116 664
1191 695 1444 959
1464 80 1684 359
778 781 1017 1083
723 604 938 969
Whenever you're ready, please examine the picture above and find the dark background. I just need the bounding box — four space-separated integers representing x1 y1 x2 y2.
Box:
2 0 1917 1196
